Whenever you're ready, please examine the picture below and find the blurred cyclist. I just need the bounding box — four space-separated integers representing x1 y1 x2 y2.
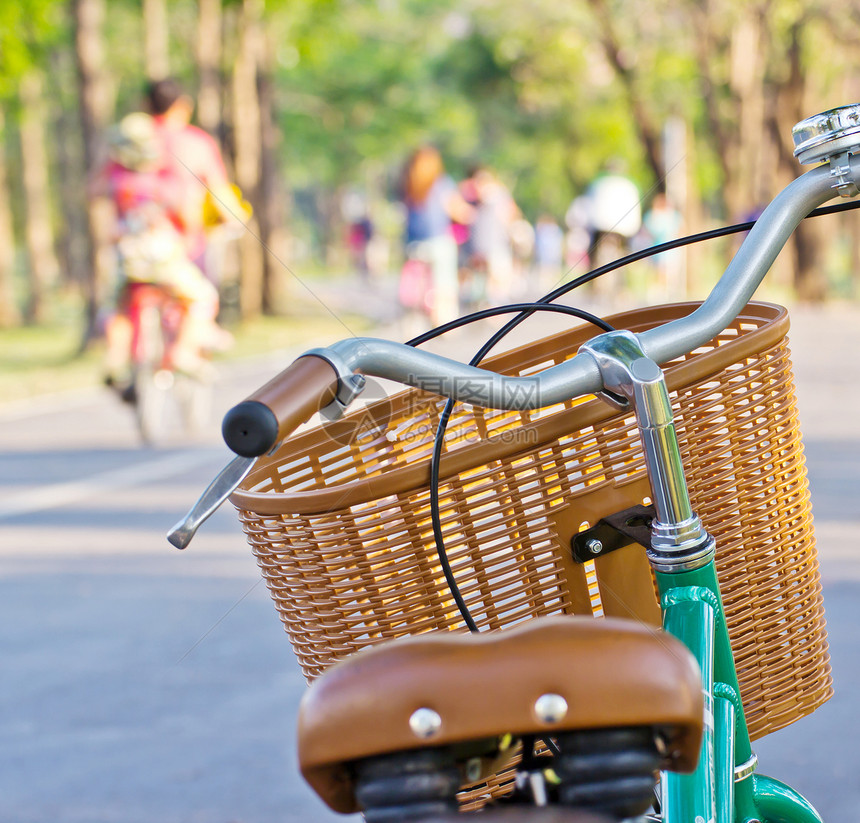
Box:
95 111 226 388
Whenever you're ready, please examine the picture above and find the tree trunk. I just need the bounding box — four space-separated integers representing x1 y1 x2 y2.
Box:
231 0 265 318
258 33 291 313
730 12 767 212
19 70 61 324
196 0 223 137
0 108 21 328
792 217 827 301
143 0 170 80
584 0 664 184
774 21 827 301
48 47 89 290
73 0 114 347
691 17 733 217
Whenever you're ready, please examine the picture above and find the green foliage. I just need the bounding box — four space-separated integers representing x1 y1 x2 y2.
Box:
0 0 782 222
0 0 66 98
2 0 860 306
275 0 635 218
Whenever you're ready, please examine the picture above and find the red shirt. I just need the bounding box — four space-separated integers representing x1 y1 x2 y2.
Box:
152 117 229 255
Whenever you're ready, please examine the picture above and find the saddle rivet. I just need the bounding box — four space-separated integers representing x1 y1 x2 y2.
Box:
534 693 568 723
409 707 442 738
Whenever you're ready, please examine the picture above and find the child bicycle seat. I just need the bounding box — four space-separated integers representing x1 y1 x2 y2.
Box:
297 615 704 818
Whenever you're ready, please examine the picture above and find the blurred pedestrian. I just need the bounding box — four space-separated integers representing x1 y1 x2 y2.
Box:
454 169 482 310
402 146 474 324
533 213 564 291
583 162 642 267
576 162 642 303
641 189 684 299
347 215 374 281
470 167 520 304
564 195 592 275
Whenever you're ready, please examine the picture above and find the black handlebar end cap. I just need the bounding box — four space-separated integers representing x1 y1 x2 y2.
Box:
222 400 279 457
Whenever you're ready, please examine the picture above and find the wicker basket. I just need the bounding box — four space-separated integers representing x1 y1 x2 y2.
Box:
231 301 831 750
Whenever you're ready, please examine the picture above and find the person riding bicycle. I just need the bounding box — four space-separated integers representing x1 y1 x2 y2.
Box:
96 111 228 389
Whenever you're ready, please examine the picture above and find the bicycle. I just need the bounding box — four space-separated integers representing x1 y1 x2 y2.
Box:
169 104 860 822
111 280 215 446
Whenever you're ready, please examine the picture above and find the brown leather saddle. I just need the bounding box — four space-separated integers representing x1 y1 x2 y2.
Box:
297 615 704 814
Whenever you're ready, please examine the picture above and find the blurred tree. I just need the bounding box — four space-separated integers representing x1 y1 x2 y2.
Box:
0 108 20 328
73 0 114 345
143 0 170 80
0 0 67 325
771 13 827 301
231 0 266 317
48 45 90 292
258 26 291 313
0 0 858 332
196 0 223 136
681 0 835 298
19 69 60 323
584 0 665 183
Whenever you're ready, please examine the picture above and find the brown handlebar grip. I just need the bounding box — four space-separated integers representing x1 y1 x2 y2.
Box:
221 355 339 457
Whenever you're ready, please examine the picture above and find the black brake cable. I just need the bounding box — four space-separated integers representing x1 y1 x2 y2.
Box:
410 304 616 634
405 196 860 634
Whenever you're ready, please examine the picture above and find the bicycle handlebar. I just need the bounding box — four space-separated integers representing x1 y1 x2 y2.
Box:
222 158 858 457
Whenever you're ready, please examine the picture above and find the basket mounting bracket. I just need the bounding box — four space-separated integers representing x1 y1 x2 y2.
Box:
571 503 656 563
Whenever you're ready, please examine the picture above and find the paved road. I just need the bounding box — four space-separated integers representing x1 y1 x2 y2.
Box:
1 301 858 822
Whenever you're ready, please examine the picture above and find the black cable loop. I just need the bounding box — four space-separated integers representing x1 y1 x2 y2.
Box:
410 304 615 634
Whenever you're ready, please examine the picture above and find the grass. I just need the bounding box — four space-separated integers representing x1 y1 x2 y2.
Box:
0 303 373 408
0 323 103 403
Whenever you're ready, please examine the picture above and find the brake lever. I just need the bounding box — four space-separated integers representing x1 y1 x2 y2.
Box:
167 455 256 549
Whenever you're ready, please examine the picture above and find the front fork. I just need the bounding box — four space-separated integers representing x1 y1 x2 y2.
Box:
581 331 822 823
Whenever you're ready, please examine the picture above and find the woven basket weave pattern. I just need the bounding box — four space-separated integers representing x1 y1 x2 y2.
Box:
233 302 831 747
676 342 829 737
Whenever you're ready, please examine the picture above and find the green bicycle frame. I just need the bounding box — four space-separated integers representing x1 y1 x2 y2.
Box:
656 555 824 823
581 329 825 823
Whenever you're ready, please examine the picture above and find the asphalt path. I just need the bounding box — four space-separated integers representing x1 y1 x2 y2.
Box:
1 301 858 822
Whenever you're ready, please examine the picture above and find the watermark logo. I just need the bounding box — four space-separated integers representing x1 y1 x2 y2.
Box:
319 374 543 451
404 374 541 408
